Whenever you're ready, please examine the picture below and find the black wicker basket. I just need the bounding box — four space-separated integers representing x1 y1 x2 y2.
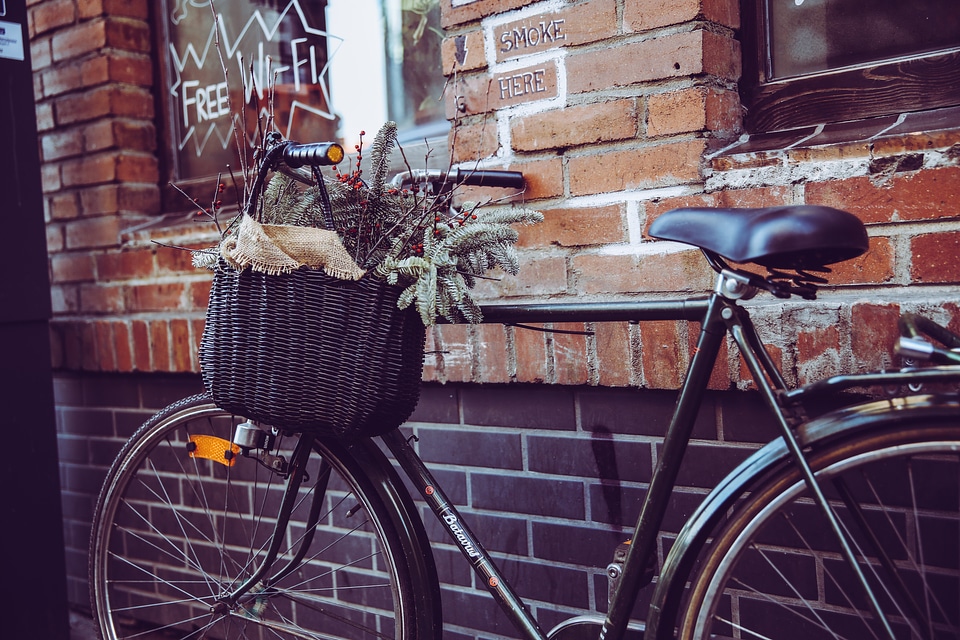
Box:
199 261 426 438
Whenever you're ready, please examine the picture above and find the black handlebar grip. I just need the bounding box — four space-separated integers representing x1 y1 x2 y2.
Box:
283 142 345 167
455 169 525 189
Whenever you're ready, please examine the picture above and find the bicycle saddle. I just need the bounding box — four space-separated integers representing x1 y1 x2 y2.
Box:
648 205 868 269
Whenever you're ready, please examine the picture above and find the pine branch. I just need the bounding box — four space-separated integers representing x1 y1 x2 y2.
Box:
192 117 543 325
368 122 398 199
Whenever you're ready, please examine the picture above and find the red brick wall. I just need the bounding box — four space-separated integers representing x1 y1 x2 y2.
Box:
32 0 960 388
30 0 215 375
431 0 960 390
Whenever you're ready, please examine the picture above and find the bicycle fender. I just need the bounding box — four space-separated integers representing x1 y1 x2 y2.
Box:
345 437 444 638
644 393 960 639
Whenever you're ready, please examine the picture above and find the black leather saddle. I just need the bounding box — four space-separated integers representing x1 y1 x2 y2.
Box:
648 206 868 270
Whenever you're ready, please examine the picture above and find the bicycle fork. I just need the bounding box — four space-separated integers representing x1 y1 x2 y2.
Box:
215 432 331 613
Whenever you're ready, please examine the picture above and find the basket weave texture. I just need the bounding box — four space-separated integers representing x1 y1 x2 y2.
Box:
200 262 426 438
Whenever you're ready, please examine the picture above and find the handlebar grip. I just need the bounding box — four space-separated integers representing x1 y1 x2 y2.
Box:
455 169 525 189
282 142 345 167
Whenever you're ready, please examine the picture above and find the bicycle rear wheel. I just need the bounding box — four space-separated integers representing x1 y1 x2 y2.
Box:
90 394 439 640
678 412 960 639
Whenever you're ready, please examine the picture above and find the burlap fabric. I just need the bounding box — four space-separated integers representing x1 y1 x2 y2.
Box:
221 214 365 280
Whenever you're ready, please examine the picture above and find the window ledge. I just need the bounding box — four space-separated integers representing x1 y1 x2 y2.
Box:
711 104 960 170
120 212 225 249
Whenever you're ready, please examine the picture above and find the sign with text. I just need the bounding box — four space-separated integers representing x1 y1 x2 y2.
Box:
0 19 25 61
492 62 558 108
495 17 567 61
160 0 339 183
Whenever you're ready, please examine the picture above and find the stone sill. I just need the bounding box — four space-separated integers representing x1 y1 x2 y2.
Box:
119 209 229 249
711 104 960 171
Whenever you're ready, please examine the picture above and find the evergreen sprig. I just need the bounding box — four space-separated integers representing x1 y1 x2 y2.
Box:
253 122 542 324
374 204 543 324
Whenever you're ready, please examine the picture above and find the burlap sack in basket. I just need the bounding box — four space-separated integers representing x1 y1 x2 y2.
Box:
199 215 426 438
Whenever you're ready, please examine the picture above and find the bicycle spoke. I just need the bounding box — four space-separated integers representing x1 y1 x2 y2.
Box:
727 573 850 640
714 614 775 640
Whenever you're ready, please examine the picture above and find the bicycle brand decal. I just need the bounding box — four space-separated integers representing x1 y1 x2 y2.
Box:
441 511 480 558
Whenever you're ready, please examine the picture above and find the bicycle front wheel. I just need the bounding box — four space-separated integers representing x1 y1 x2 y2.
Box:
90 394 439 640
680 413 960 639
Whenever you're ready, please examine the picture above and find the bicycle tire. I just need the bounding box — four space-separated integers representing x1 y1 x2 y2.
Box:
89 394 440 640
677 405 960 639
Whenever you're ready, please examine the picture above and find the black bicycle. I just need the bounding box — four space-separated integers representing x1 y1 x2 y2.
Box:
89 150 960 640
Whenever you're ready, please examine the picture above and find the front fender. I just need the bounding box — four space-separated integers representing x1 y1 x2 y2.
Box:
644 393 960 639
346 436 444 638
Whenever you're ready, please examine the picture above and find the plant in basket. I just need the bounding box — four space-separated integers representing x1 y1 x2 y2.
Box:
192 121 541 438
196 121 542 325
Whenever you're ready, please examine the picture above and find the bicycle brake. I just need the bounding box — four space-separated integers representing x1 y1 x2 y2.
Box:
605 540 656 606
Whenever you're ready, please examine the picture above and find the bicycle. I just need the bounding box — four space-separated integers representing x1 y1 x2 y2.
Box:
88 141 960 640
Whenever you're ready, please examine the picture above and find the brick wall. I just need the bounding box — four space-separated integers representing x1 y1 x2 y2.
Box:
30 0 215 376
34 0 960 387
432 0 960 392
33 0 960 636
54 372 780 635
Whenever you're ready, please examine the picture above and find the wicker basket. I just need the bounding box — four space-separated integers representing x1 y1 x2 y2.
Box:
199 261 426 438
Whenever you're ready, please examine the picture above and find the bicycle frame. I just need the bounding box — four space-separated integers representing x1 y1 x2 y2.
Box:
381 272 785 640
381 263 939 640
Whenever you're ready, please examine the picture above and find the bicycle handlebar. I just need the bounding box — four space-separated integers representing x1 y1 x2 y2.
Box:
274 140 524 191
281 141 345 167
390 168 525 190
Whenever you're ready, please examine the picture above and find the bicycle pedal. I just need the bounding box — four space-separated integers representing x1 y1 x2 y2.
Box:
605 540 656 606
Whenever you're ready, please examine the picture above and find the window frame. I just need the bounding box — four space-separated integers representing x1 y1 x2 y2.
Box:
152 0 450 214
738 0 960 133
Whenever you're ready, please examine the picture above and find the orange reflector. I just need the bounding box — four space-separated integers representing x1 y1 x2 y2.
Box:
188 435 240 467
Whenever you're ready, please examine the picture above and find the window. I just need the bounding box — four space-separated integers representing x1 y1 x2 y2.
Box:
739 0 960 132
325 0 447 147
155 0 447 209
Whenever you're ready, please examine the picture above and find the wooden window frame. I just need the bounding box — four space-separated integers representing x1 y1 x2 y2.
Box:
739 0 960 133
